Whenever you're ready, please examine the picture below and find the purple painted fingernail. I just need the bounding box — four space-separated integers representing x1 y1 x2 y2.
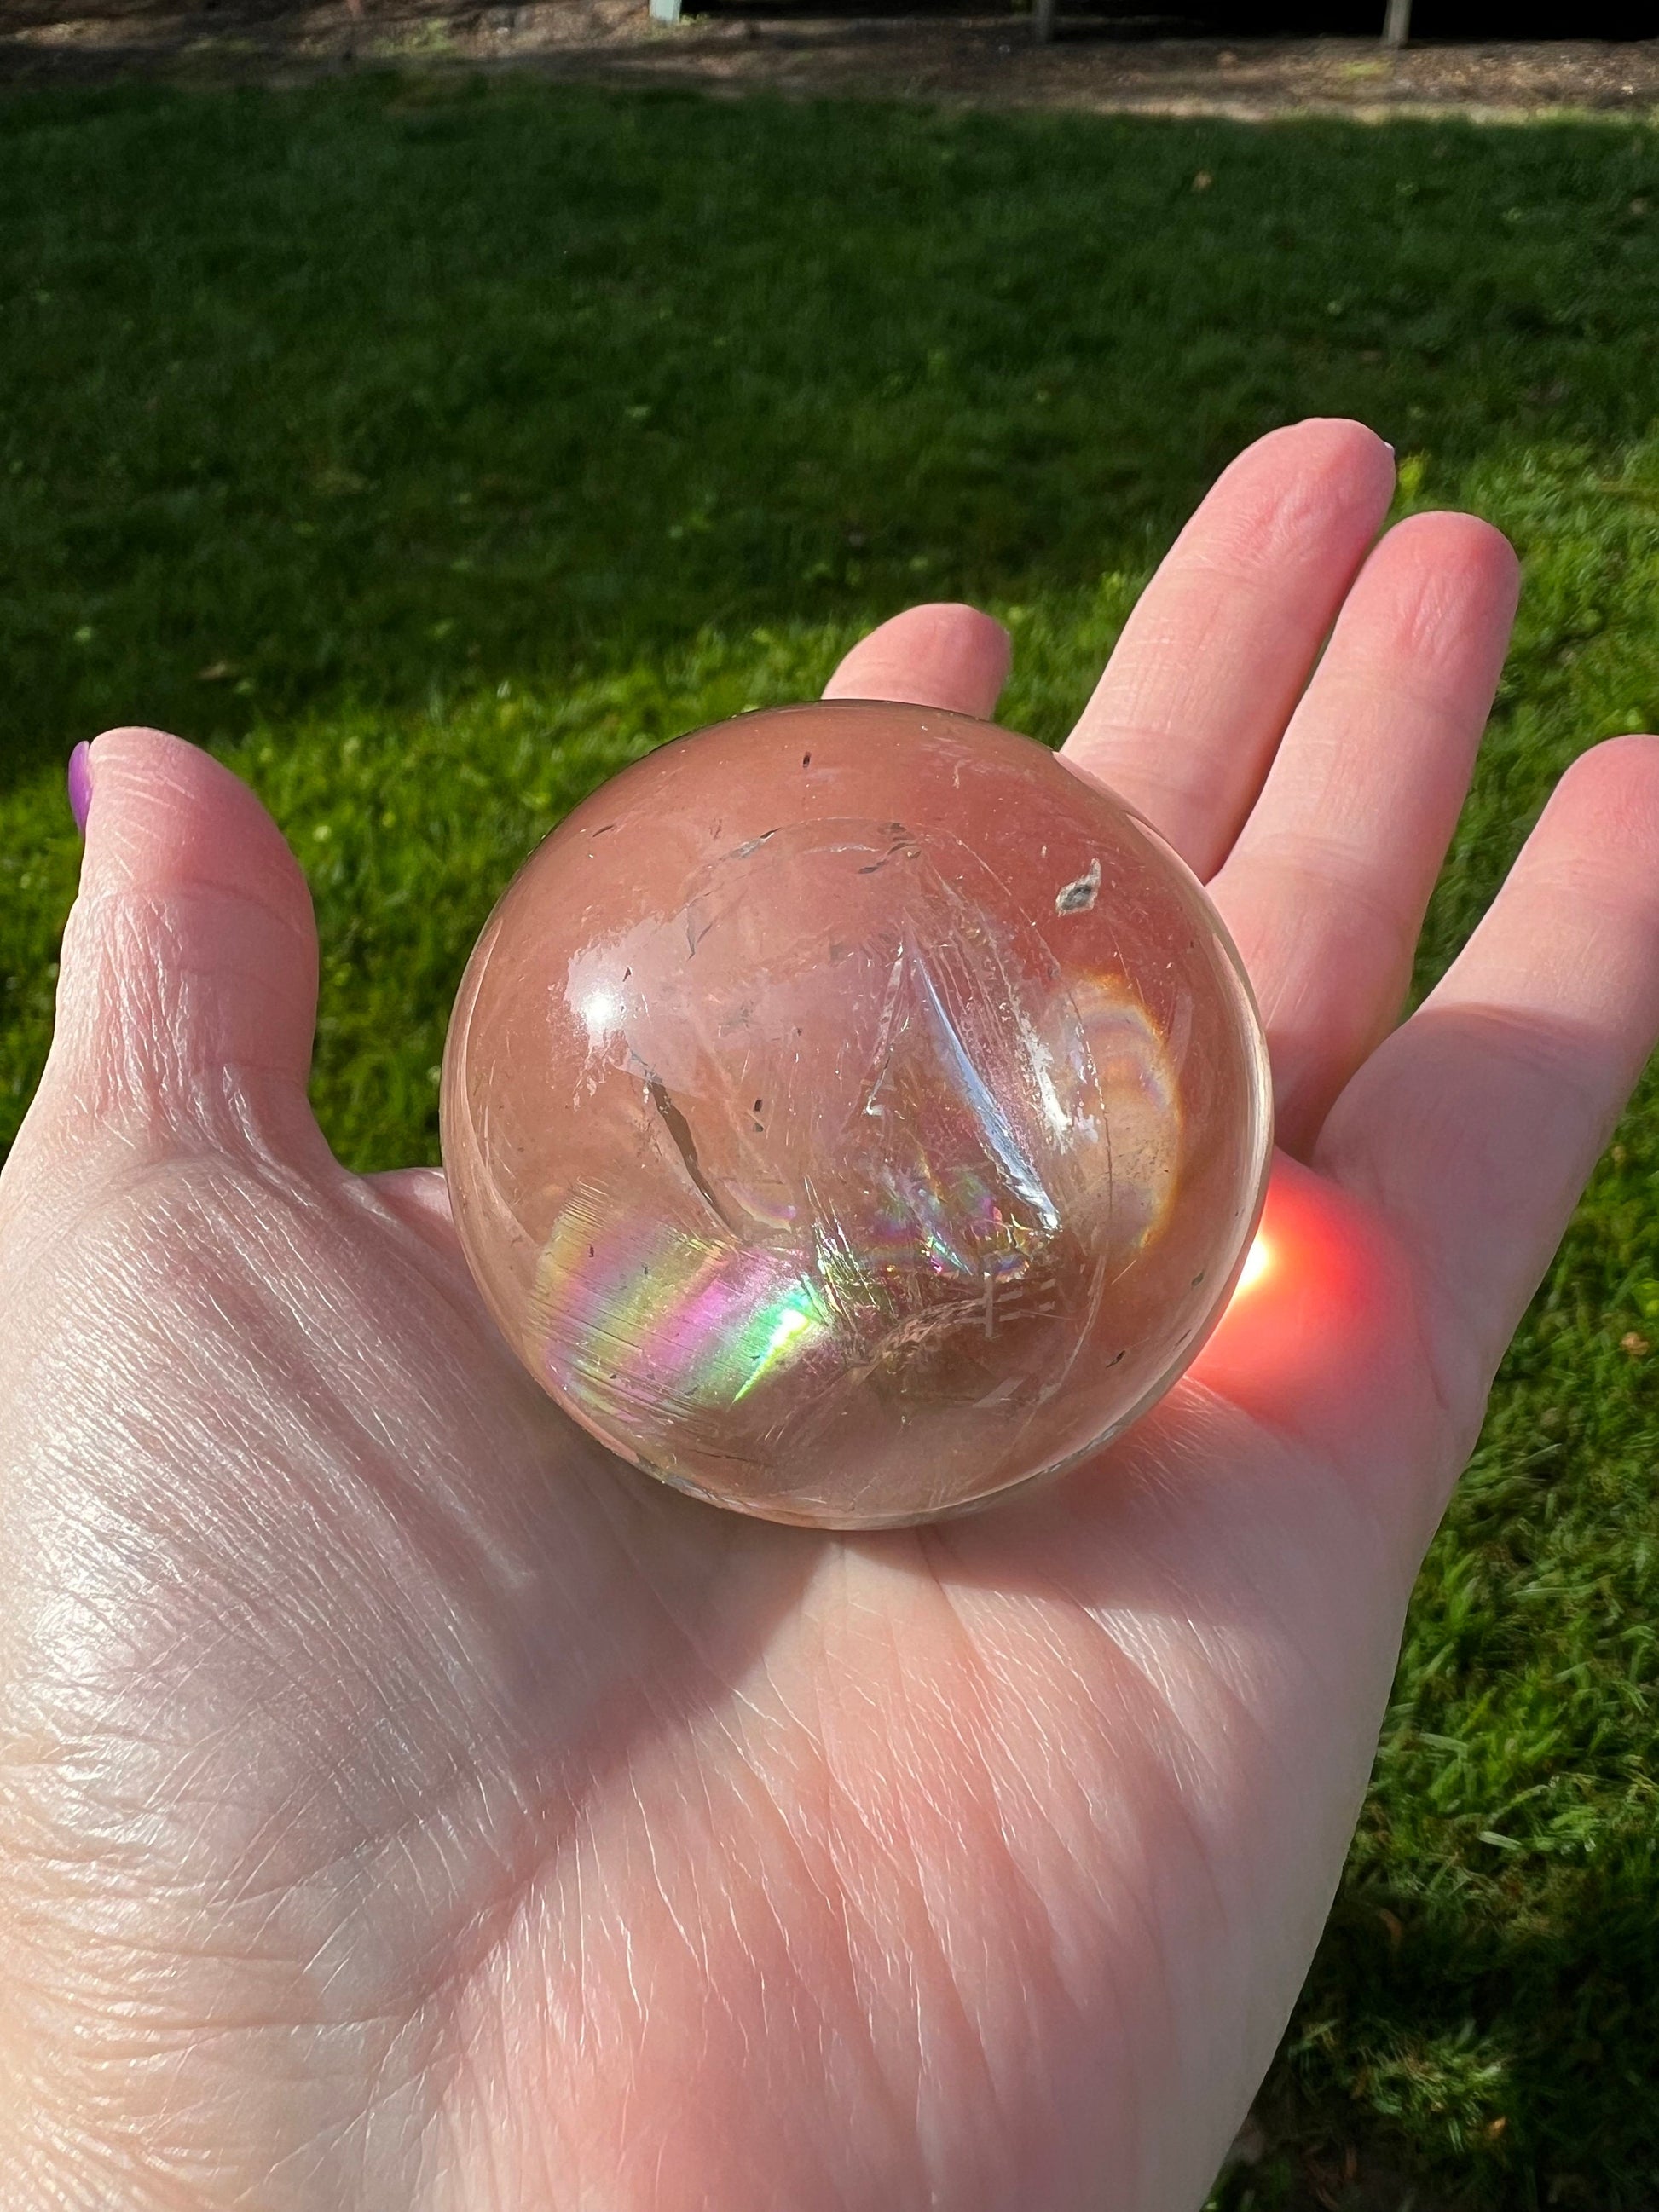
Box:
66 741 92 835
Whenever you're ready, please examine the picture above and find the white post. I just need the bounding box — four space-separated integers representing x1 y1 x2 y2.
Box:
1032 0 1055 38
1383 0 1411 47
650 0 683 21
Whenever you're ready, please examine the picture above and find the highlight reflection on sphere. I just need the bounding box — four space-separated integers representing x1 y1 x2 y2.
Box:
441 701 1273 1528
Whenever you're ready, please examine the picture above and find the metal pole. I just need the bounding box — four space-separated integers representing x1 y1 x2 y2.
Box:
1383 0 1411 48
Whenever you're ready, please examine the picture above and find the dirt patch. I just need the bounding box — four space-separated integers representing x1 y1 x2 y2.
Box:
2 0 1656 121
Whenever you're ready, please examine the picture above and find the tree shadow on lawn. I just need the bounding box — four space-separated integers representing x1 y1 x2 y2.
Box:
1 75 1656 794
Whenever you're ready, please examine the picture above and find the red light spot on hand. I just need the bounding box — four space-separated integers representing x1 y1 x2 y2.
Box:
1191 1153 1423 1448
1229 1229 1274 1302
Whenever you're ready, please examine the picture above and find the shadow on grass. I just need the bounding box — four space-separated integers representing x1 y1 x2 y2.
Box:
1241 1841 1659 2208
1 77 1656 794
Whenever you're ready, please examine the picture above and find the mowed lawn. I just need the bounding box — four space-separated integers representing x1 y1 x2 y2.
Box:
3 72 1659 2208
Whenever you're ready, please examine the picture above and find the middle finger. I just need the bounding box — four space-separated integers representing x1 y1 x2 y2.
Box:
1210 508 1518 1157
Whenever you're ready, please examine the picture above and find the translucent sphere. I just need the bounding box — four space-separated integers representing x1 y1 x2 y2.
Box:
442 701 1272 1528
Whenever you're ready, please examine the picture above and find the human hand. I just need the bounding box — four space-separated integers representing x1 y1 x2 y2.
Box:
3 419 1656 2212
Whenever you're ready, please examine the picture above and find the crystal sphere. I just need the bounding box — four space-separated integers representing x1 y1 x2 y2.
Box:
441 700 1272 1528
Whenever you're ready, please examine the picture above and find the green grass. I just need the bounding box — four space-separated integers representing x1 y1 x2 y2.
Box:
2 72 1659 2209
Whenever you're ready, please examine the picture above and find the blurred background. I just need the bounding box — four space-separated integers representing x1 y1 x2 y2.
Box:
1 10 1657 2204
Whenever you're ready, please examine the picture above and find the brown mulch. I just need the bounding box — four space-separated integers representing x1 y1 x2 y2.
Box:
1 0 1656 118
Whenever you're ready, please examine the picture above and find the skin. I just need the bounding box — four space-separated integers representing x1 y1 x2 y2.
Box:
2 417 1657 2212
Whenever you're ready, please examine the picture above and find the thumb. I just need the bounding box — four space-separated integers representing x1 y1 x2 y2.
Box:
42 727 321 1157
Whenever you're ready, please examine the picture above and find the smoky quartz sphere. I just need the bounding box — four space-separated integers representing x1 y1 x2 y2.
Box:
442 701 1273 1528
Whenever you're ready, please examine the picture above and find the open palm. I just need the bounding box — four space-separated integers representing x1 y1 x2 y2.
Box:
4 420 1657 2212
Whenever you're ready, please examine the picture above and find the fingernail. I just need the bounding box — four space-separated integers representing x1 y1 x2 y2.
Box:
66 741 92 835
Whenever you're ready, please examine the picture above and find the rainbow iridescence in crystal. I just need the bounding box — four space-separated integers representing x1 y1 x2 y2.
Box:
442 701 1272 1527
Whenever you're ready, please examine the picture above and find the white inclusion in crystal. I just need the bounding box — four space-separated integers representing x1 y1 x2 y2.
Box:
862 941 908 1118
1055 858 1101 915
910 954 1061 1232
1007 992 1070 1141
